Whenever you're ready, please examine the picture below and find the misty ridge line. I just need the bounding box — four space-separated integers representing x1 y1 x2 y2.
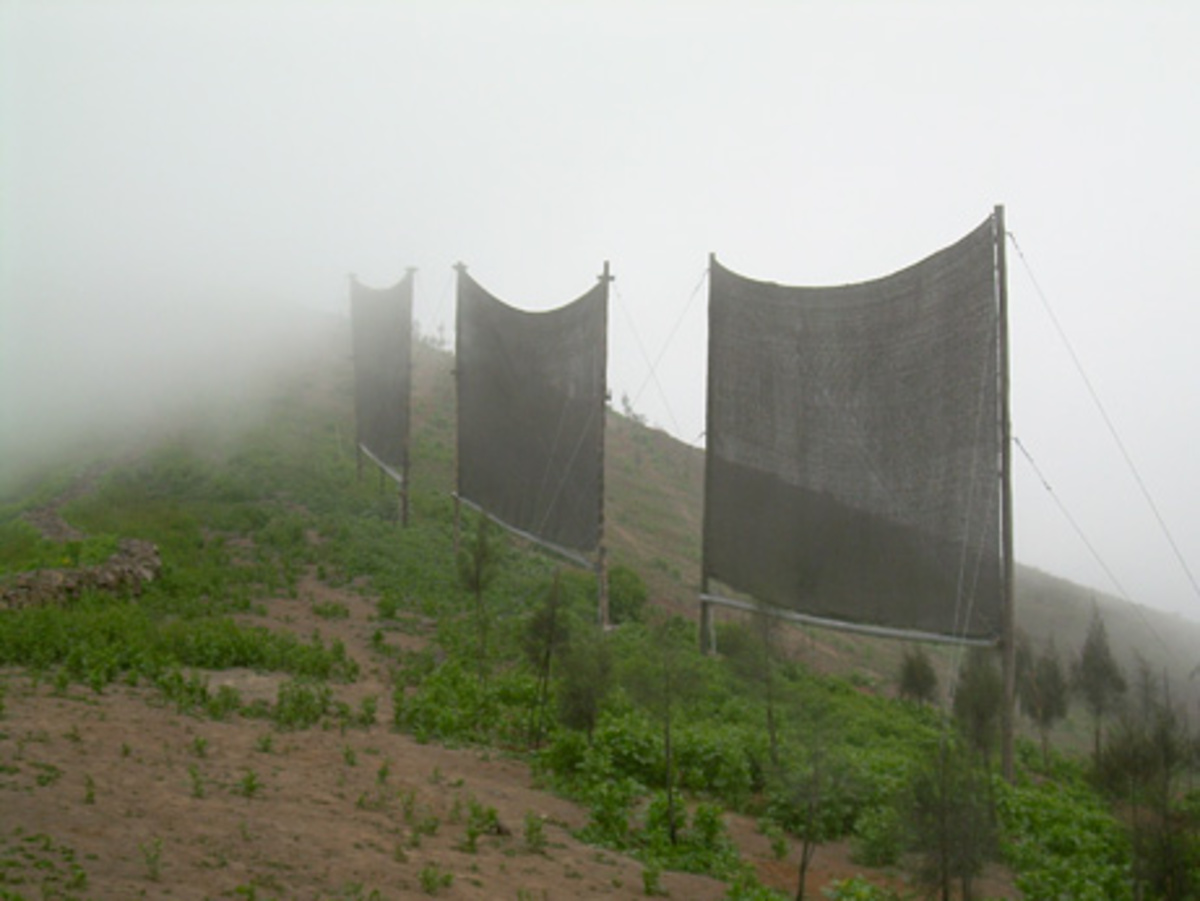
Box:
1 297 345 486
4 252 1194 642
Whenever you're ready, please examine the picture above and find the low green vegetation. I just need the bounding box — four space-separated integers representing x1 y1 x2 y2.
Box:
1 353 1196 900
0 828 89 897
0 521 118 575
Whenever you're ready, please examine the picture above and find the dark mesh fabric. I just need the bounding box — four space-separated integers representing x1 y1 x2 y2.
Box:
456 271 607 554
350 273 413 478
704 215 1004 640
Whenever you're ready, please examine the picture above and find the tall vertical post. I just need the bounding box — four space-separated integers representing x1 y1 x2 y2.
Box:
596 261 612 628
699 253 717 654
400 266 417 528
699 589 715 655
350 273 364 482
453 263 467 555
995 204 1017 783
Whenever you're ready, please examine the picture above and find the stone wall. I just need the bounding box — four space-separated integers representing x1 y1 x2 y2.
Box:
0 539 162 611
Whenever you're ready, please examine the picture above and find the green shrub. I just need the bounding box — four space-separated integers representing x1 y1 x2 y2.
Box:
851 802 903 867
638 796 743 880
996 775 1131 901
607 564 648 624
393 659 536 746
821 876 904 900
274 679 332 730
674 722 759 807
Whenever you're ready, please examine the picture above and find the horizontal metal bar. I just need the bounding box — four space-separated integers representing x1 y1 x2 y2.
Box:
358 443 405 487
453 494 594 569
698 592 998 648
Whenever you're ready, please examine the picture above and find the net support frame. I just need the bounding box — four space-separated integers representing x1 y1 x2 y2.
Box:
698 207 1016 776
700 590 998 647
995 204 1017 782
451 261 612 628
349 267 416 527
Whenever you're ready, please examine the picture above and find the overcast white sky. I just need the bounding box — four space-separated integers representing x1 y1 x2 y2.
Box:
3 1 1198 625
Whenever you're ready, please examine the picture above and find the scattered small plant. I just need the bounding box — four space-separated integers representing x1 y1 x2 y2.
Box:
401 788 418 823
758 818 789 861
0 830 90 895
418 862 453 895
83 773 96 805
273 678 332 730
188 764 206 799
641 862 665 896
523 811 547 854
140 836 163 881
34 762 62 787
414 813 440 840
237 769 263 799
821 876 904 900
357 695 378 727
313 600 350 620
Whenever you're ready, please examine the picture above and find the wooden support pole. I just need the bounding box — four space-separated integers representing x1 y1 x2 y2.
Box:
453 262 467 556
996 204 1017 784
453 494 462 557
596 545 609 629
699 253 717 655
699 593 716 655
401 266 417 529
596 260 613 629
350 273 364 483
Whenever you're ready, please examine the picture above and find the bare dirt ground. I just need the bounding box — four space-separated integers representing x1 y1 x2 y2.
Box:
0 565 933 901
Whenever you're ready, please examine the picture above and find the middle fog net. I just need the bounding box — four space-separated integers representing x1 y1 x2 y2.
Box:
704 214 1007 642
455 267 608 559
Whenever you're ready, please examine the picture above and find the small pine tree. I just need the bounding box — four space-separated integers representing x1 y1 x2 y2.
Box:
458 514 500 686
556 627 613 740
1074 609 1127 761
1095 665 1196 900
952 647 1003 770
782 707 850 901
898 645 939 706
523 571 571 747
907 739 996 901
607 564 648 625
623 615 701 845
1017 637 1070 766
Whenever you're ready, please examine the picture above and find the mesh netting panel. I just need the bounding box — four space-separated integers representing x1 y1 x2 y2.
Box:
456 271 607 554
350 273 413 478
704 215 1004 640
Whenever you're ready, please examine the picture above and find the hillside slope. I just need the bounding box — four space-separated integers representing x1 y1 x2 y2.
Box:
403 332 1200 696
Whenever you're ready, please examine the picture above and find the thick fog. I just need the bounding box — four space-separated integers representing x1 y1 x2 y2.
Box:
3 1 1199 624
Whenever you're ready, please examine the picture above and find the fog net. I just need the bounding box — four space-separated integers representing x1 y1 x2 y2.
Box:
350 272 414 482
704 214 1005 641
456 268 607 557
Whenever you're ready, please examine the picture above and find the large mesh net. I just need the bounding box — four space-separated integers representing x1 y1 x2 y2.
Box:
704 214 1005 641
455 269 607 556
350 273 413 480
